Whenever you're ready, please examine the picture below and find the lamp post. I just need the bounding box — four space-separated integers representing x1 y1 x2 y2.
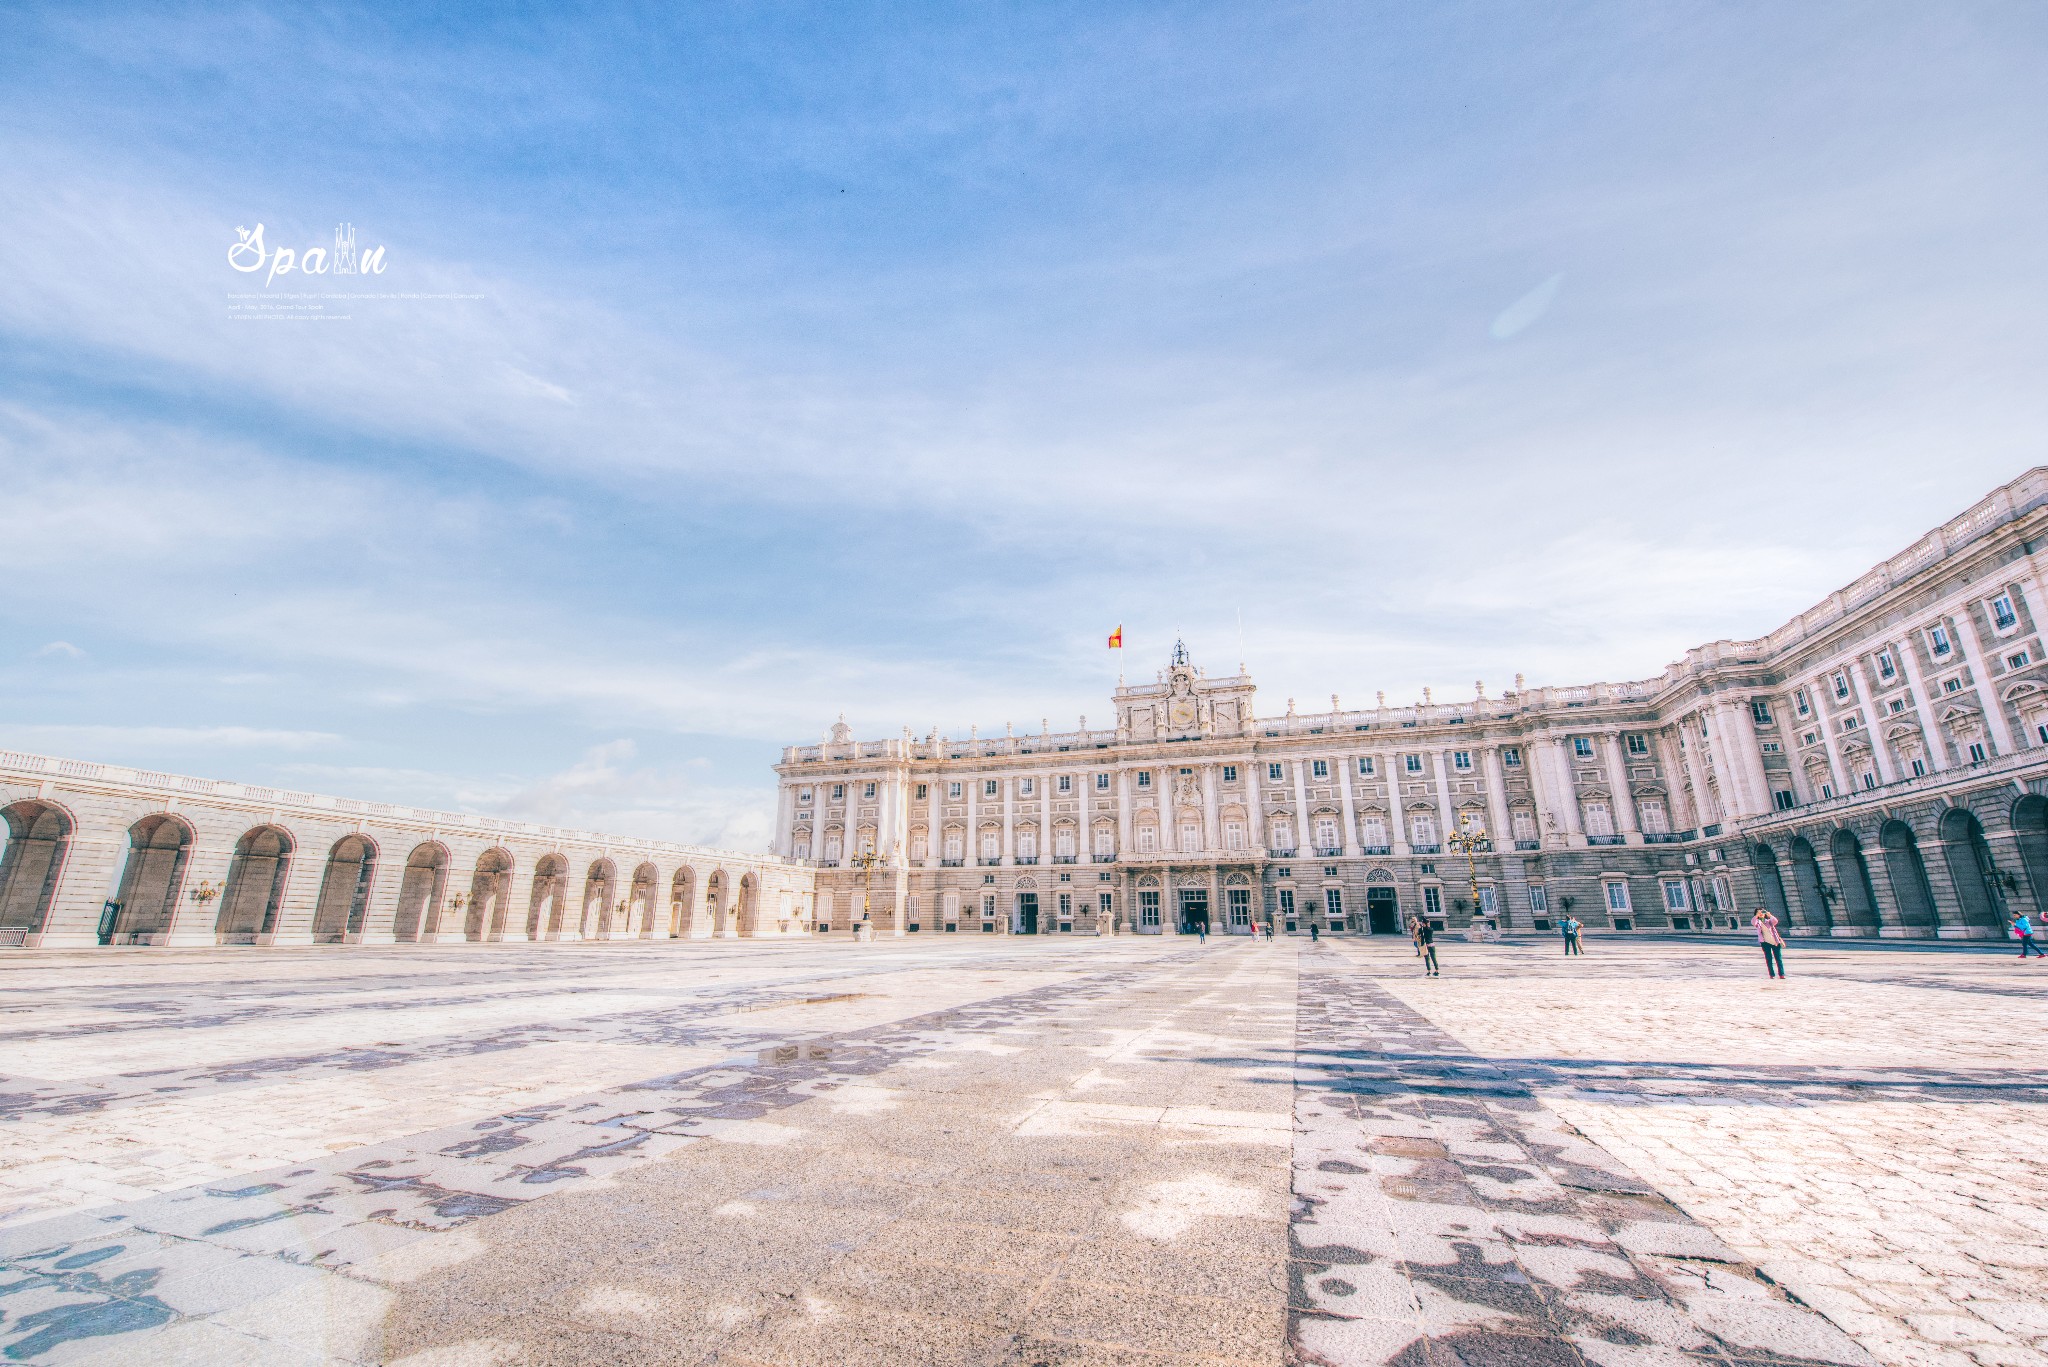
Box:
1444 827 1493 936
850 842 888 939
444 891 469 940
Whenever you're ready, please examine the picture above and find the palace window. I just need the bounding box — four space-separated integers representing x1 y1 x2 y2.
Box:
1268 762 1284 781
1583 802 1614 837
1573 737 1594 758
2009 651 2033 670
1016 830 1038 860
1312 759 1329 778
1752 698 1775 726
1841 715 1861 731
1888 698 1908 715
1093 827 1114 856
1222 764 1237 783
1095 772 1110 790
1861 772 1877 790
862 782 877 799
983 893 998 919
1099 891 1114 919
1510 810 1536 842
1476 886 1497 916
1227 887 1250 927
910 832 928 861
1820 781 1835 799
1178 820 1202 849
1452 751 1472 770
1139 890 1160 926
1224 819 1246 850
1410 814 1437 847
1422 886 1441 918
1358 756 1376 775
915 783 928 800
1605 881 1632 913
980 831 999 860
1875 650 1897 682
1993 594 2019 630
831 784 845 800
1774 789 1796 809
1794 686 1813 716
1405 755 1424 773
1626 734 1649 755
1058 892 1071 922
1639 799 1669 833
1326 888 1346 925
1832 672 1850 700
2039 722 2048 746
1278 888 1297 919
983 779 997 797
1528 885 1549 912
1929 624 1953 657
944 832 963 860
1662 879 1690 912
1313 817 1339 850
1502 747 1521 766
1057 774 1072 793
824 834 843 861
1944 676 1965 693
1136 771 1152 788
793 838 811 860
798 787 813 803
1361 815 1388 848
1970 742 1989 763
1137 825 1158 852
1762 741 1783 752
1054 828 1076 858
1271 821 1295 852
1910 758 1927 777
1020 778 1034 797
948 781 962 798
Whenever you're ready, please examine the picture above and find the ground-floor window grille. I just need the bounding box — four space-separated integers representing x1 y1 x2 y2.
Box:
1139 890 1160 927
1228 887 1250 926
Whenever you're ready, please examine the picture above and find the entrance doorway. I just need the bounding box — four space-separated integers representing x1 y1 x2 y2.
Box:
1367 887 1400 935
1178 888 1209 934
1017 892 1040 934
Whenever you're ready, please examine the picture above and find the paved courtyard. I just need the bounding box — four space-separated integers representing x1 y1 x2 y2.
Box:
1 934 2044 1366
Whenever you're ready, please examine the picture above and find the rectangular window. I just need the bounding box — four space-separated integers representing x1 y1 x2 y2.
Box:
1278 888 1296 920
1626 734 1649 755
2039 722 2048 746
1820 782 1835 799
1639 799 1669 833
1794 687 1812 716
1405 755 1423 773
1422 886 1442 918
1324 887 1344 918
1910 758 1927 777
1502 747 1521 766
1410 814 1437 847
1137 825 1157 852
1887 698 1908 714
1094 826 1114 856
1528 885 1548 913
1832 672 1850 700
2008 651 2032 670
1136 771 1152 788
1227 887 1250 926
1573 737 1594 758
1058 892 1071 919
1944 676 1964 693
1057 774 1071 793
984 779 998 798
1019 778 1034 796
1099 891 1114 918
1970 741 1989 763
1476 886 1498 916
1841 715 1860 731
1751 699 1774 726
1929 624 1953 657
1452 751 1472 770
1311 759 1329 778
1095 773 1110 791
1761 741 1782 752
1267 762 1284 781
1662 879 1690 911
1774 789 1796 810
914 783 928 800
1360 815 1387 849
947 782 962 798
1222 764 1238 783
1138 890 1159 926
1353 756 1372 776
862 782 877 799
1875 650 1897 682
1801 730 1819 746
1861 772 1877 790
1605 882 1632 913
1993 594 2019 630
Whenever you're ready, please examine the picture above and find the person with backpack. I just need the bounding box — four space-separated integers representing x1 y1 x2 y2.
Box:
1752 906 1786 979
1563 915 1583 956
2013 912 2044 959
1410 915 1439 977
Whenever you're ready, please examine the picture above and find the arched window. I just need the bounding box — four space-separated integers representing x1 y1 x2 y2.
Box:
1178 819 1202 850
909 830 928 862
1223 820 1246 851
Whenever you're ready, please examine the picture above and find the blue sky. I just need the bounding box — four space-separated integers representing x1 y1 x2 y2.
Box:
2 3 2045 848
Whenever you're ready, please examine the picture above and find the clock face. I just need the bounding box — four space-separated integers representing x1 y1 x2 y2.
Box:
1169 699 1198 730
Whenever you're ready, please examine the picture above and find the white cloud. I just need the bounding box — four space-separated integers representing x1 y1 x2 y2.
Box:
34 641 84 658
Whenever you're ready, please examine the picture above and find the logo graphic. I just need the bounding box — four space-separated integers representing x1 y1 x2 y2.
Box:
228 222 386 287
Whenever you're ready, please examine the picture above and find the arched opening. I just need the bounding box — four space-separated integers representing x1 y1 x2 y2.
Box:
1937 806 2005 933
1787 836 1831 932
2012 795 2048 916
530 853 568 938
391 843 447 942
0 800 72 945
1750 844 1791 924
311 835 378 943
706 869 728 936
629 862 658 937
582 859 616 939
1829 829 1880 932
462 848 513 941
670 865 697 937
1879 820 1938 932
736 873 759 936
111 814 192 943
217 825 296 942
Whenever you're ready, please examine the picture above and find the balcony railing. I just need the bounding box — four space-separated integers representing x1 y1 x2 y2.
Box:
1514 840 1541 851
979 858 1002 866
1313 847 1342 858
1641 833 1685 845
940 859 964 867
1093 853 1117 862
1053 855 1077 864
1412 844 1442 855
820 860 841 867
1587 835 1625 846
1701 823 1724 837
1016 856 1039 865
1272 847 1299 858
1361 845 1391 855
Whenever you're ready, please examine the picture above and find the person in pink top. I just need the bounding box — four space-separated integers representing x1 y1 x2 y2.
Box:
1752 906 1786 979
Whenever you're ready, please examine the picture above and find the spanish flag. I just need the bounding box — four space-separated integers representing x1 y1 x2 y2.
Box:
1108 626 1123 649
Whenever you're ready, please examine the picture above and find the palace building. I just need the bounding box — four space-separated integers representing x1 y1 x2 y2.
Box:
776 468 2048 940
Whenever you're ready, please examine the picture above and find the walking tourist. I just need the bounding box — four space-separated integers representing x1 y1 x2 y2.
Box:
2013 912 2044 959
1196 919 1207 943
1411 915 1439 977
1563 915 1583 955
1752 906 1786 979
1309 921 1320 943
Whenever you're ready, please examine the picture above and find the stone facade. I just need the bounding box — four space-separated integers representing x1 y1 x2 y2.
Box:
778 468 2048 940
0 756 809 949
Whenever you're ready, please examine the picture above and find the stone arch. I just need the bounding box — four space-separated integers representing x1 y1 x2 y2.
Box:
670 864 699 937
311 834 379 943
628 862 659 937
707 868 729 935
1878 820 1938 932
112 813 193 942
1787 836 1831 932
1937 806 2005 932
736 872 760 936
391 842 447 942
468 847 513 940
2011 794 2048 917
1750 844 1791 925
529 853 568 937
0 799 73 944
217 825 296 941
1828 829 1880 932
582 858 617 938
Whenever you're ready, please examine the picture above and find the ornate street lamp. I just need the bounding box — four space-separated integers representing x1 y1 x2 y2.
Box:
1444 827 1493 934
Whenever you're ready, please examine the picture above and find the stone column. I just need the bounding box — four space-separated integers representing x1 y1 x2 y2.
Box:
1246 757 1264 853
925 776 941 868
1811 685 1848 795
1289 758 1310 856
1429 751 1455 845
1201 764 1220 852
1655 728 1698 830
1040 770 1054 863
966 770 980 865
1601 733 1641 842
1338 755 1361 856
1118 766 1135 855
1840 667 1895 786
1548 739 1585 844
1001 773 1015 865
1895 639 1947 772
1386 753 1412 855
1481 747 1513 846
1952 606 2018 755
